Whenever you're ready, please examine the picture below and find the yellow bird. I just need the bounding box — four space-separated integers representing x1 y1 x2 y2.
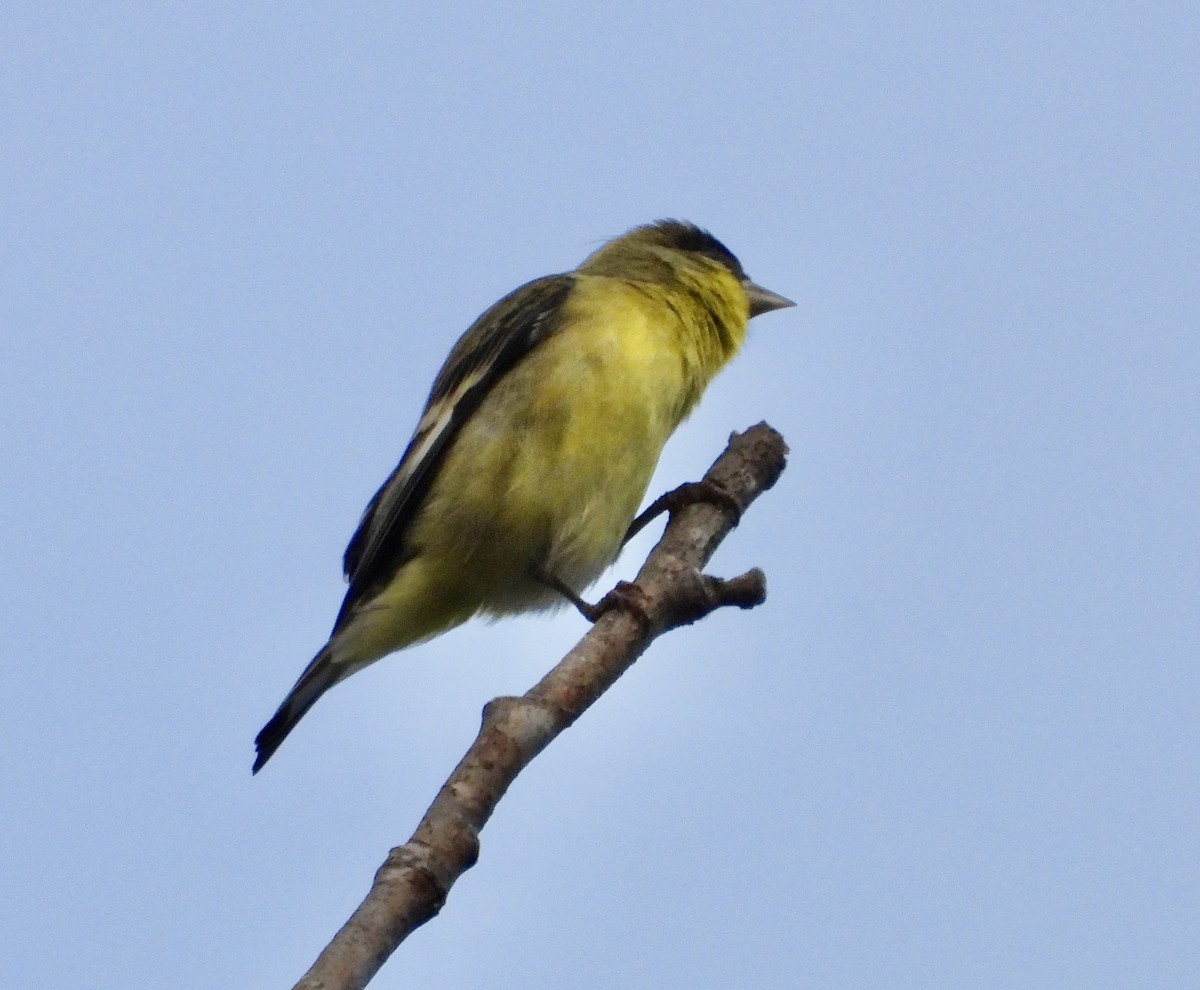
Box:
254 220 793 772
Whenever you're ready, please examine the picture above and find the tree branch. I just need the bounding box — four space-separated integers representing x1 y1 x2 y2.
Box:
291 422 789 990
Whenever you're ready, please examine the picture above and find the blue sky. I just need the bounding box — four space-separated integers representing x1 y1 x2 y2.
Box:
3 3 1196 987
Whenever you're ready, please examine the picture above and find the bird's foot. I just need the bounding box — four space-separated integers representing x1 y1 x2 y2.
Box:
580 580 652 632
530 566 652 632
623 479 743 544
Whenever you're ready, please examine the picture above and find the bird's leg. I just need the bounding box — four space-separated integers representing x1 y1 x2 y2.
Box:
623 479 743 544
529 564 652 632
530 564 599 619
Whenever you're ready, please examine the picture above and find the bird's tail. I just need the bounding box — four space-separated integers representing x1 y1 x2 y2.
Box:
253 647 345 774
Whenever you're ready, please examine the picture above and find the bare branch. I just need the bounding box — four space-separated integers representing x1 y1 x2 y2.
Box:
292 422 789 990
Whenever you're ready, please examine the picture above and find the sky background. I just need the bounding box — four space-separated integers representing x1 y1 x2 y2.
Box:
3 3 1197 987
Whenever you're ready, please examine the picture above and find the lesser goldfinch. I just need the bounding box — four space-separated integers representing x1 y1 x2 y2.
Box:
253 220 793 772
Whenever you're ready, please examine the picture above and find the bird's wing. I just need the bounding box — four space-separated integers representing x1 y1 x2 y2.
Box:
332 274 575 631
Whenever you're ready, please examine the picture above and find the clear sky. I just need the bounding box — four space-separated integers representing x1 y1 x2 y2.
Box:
3 3 1196 987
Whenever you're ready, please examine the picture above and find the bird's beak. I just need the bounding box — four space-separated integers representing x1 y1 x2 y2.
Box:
742 280 796 318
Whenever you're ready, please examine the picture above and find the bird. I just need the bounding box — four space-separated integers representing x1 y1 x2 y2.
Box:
253 220 794 772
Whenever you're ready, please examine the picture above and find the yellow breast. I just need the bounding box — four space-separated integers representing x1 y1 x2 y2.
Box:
405 275 745 616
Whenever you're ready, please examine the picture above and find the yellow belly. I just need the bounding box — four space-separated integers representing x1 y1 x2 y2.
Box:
333 279 720 665
412 285 691 613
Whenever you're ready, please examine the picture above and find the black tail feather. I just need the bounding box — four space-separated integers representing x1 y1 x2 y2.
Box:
252 649 341 774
